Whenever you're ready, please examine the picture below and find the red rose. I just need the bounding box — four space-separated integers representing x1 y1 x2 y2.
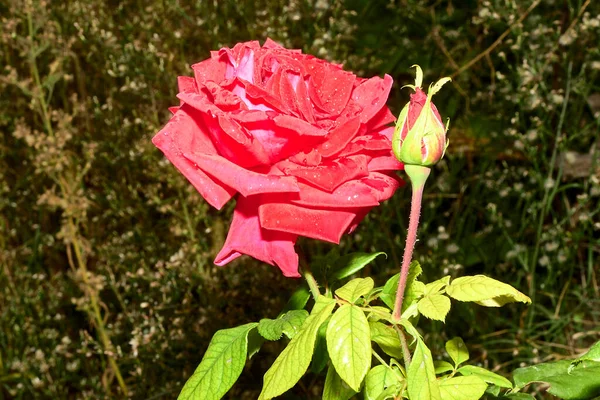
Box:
153 38 403 277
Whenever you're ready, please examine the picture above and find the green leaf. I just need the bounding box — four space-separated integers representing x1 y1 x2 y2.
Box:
311 318 330 374
434 361 454 374
259 297 336 400
398 318 421 343
364 365 403 400
375 385 403 400
439 376 487 400
446 337 469 367
569 340 600 372
458 365 512 388
326 304 371 391
502 394 535 399
258 310 309 341
424 276 451 296
485 384 501 396
445 275 531 307
380 262 424 311
513 359 600 399
417 294 451 322
369 321 402 359
247 327 264 359
178 323 258 400
407 338 441 400
282 286 311 313
335 277 375 303
323 365 357 400
328 252 386 281
366 306 392 322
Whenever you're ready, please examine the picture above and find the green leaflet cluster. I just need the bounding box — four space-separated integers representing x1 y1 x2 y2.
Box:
177 252 573 400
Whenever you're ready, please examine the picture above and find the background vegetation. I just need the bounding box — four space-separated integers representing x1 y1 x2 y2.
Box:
1 0 598 398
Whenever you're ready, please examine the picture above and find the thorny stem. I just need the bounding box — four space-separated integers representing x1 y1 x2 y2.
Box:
392 165 430 321
27 13 128 396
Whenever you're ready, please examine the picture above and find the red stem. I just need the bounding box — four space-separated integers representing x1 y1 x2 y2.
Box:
392 167 428 320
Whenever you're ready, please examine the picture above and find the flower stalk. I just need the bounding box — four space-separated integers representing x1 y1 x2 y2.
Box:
392 165 430 321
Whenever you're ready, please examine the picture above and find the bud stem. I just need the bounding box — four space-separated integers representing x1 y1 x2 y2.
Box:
392 165 431 321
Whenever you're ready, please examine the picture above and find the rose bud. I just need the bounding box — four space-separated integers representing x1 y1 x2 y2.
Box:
392 65 451 167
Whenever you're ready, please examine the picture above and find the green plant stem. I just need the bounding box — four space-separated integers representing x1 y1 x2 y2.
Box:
392 166 430 321
302 266 321 300
393 325 412 368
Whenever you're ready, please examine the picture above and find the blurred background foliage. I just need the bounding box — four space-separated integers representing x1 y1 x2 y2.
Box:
1 0 599 398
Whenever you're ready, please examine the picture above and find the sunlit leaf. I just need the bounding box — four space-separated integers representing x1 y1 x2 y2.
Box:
327 304 371 391
336 277 375 303
417 294 451 322
424 276 450 296
407 338 441 400
259 297 335 400
323 365 357 400
364 365 403 400
439 375 487 400
434 360 454 375
446 337 469 367
369 321 402 359
258 310 309 341
457 365 512 388
445 275 531 307
178 323 257 400
366 306 392 322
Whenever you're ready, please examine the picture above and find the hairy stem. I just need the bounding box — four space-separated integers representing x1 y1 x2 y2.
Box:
392 165 430 321
301 265 321 300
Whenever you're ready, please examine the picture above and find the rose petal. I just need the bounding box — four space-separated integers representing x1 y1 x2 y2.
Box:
152 106 235 209
347 208 370 234
225 112 325 164
368 106 396 131
367 155 403 171
293 75 315 123
336 134 392 158
361 172 403 201
278 155 370 192
316 116 361 158
307 59 355 116
263 37 285 50
273 115 328 137
290 179 380 208
183 152 300 197
215 196 300 277
192 57 227 85
177 76 197 95
352 74 393 124
259 203 357 244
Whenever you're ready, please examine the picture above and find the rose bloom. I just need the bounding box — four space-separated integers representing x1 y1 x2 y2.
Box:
153 39 403 277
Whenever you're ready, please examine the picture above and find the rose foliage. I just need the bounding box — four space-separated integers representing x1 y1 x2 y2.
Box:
153 39 403 277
